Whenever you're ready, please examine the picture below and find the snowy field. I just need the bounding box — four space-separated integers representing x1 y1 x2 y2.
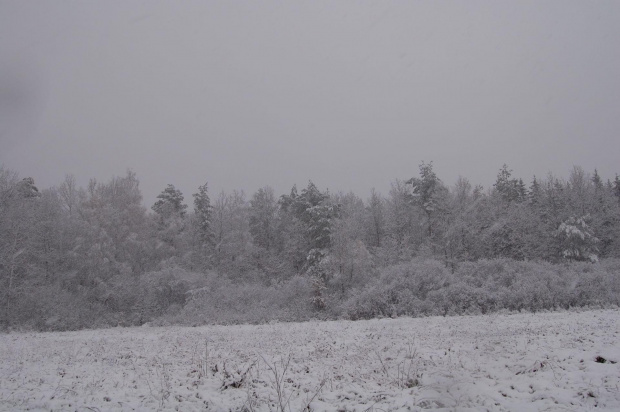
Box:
1 309 619 411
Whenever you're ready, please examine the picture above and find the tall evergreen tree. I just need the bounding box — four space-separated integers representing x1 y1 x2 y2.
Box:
493 164 523 203
152 184 187 220
16 177 41 198
406 161 448 244
277 181 338 279
613 175 620 203
517 178 527 202
592 169 604 191
193 183 214 247
151 184 188 255
528 176 541 206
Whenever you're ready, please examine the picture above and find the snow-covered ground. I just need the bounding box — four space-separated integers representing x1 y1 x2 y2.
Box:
1 309 619 411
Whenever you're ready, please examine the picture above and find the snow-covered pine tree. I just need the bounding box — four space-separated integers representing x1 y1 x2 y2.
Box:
152 184 187 219
528 176 541 206
406 161 448 247
193 182 214 247
555 215 600 262
612 175 620 204
151 184 188 253
493 164 523 203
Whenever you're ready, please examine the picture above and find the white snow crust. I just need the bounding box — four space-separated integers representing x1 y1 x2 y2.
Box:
1 309 619 411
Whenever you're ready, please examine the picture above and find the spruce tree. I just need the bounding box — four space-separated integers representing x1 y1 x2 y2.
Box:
193 183 214 247
592 169 604 190
493 164 522 203
529 176 541 206
613 175 620 203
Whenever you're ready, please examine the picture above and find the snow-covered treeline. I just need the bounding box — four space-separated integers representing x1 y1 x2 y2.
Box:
1 163 619 330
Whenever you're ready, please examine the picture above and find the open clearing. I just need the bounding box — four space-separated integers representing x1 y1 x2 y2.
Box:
1 309 619 411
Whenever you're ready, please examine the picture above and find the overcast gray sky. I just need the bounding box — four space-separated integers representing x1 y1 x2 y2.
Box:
1 0 619 204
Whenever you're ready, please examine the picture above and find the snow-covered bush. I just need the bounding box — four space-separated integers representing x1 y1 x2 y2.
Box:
428 283 498 315
23 284 109 331
341 258 620 321
134 267 204 321
568 261 620 306
343 258 452 319
165 274 314 325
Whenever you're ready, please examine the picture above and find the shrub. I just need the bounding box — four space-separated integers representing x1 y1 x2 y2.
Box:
343 258 452 319
342 258 620 320
163 274 314 325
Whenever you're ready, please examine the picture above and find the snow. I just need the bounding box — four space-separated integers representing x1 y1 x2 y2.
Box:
1 309 619 411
